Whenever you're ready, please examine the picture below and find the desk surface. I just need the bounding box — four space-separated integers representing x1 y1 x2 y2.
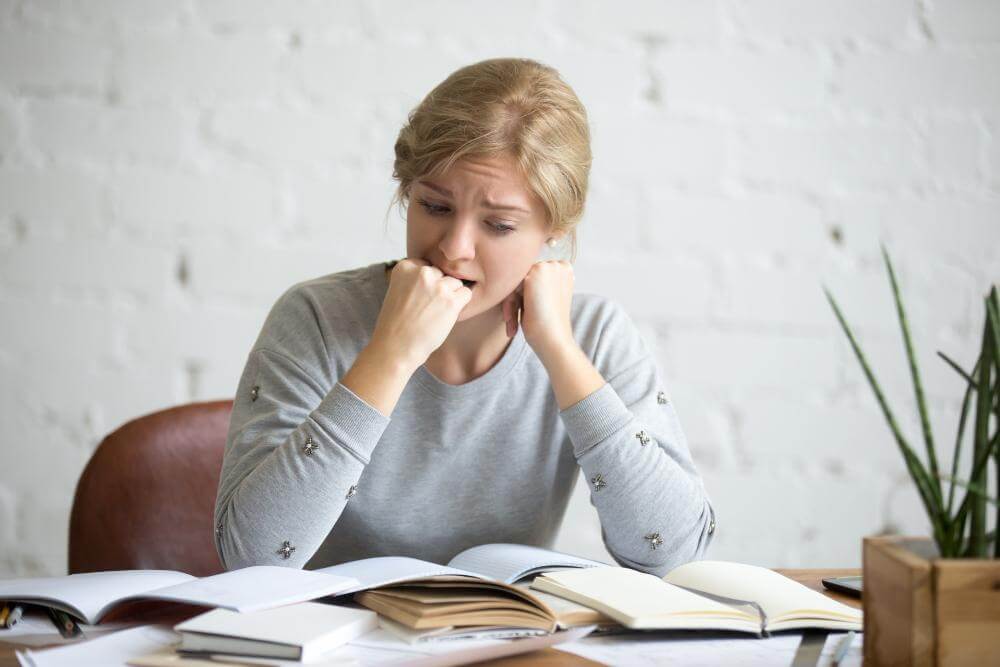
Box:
0 568 862 667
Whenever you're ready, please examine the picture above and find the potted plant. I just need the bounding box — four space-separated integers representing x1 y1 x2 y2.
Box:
825 247 1000 666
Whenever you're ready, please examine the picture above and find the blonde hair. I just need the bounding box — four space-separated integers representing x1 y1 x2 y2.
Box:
388 58 592 261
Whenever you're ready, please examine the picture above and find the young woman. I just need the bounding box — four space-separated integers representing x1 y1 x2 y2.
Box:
214 58 715 578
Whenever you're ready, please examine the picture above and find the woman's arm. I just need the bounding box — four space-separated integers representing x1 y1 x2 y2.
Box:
558 357 716 577
214 345 396 571
215 261 468 570
513 262 714 576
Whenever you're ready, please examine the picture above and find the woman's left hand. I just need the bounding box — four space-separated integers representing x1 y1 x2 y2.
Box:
501 260 576 361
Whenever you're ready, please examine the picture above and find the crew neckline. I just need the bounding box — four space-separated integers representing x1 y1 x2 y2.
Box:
369 260 529 400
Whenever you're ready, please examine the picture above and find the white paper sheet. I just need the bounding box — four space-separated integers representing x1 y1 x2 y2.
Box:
338 625 594 666
556 629 802 666
16 624 178 667
820 631 862 667
446 544 607 584
143 566 357 613
316 558 480 595
556 629 864 667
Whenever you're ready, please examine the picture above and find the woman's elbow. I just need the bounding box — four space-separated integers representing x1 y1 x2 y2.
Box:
645 499 717 577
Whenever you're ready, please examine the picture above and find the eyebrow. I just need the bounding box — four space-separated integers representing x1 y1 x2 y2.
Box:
417 180 531 215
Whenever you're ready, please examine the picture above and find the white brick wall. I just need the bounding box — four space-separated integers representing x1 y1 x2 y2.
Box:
1 0 997 576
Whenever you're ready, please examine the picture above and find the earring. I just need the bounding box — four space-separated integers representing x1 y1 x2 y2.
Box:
547 238 558 247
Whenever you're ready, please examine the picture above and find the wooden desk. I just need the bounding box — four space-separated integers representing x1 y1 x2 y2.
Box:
0 568 862 667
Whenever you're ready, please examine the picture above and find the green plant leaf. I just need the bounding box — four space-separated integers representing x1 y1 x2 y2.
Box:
987 288 1000 377
952 437 998 538
970 305 994 557
882 245 943 506
945 355 980 516
824 285 947 546
937 351 977 387
986 287 1000 557
940 475 999 507
956 530 997 556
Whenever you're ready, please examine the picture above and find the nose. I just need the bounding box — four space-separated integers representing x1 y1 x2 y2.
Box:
437 218 476 262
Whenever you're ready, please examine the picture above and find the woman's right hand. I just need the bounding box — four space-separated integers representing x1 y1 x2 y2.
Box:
369 258 473 372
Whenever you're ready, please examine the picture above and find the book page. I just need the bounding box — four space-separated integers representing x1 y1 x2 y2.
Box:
129 566 358 614
662 561 862 627
531 568 760 632
316 556 483 594
447 543 607 584
0 570 194 624
514 583 615 628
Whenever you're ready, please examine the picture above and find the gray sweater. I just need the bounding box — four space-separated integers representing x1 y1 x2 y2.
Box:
214 260 716 577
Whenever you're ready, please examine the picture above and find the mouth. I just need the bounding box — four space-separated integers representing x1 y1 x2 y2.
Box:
436 265 478 289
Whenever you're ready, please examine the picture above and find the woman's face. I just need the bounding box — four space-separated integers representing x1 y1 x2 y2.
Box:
406 153 553 322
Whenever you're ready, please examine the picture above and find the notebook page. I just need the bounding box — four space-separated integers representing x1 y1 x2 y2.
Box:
316 556 483 594
447 544 607 584
17 624 179 667
532 568 760 630
514 583 615 627
131 566 358 613
662 561 861 624
0 570 194 624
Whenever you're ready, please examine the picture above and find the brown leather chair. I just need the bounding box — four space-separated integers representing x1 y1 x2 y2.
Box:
68 400 233 576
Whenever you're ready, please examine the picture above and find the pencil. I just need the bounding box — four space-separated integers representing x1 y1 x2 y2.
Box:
45 607 82 638
0 604 9 628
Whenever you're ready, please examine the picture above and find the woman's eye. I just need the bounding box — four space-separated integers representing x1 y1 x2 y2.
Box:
417 198 450 216
417 198 515 236
489 222 515 235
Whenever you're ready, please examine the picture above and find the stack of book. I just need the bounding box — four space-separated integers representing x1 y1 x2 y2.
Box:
328 544 862 639
1 542 863 662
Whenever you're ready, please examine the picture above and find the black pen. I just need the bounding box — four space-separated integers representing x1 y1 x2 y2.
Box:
45 607 82 638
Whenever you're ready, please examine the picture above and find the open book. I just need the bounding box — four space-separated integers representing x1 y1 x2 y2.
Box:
313 543 615 636
0 566 358 625
530 560 863 636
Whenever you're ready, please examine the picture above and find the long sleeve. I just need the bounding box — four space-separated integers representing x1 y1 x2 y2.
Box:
213 291 391 570
559 300 715 577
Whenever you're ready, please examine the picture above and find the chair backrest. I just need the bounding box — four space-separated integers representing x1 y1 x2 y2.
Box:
69 400 233 576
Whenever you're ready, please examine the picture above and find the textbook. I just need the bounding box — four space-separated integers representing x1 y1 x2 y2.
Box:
314 543 610 634
375 585 618 644
0 566 358 625
530 560 863 636
174 601 377 661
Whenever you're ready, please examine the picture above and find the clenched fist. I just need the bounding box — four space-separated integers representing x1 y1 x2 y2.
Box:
371 258 473 372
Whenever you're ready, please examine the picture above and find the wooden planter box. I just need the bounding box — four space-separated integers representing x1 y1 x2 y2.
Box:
863 535 1000 666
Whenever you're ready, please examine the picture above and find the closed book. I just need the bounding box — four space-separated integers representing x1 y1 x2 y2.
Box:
174 601 377 661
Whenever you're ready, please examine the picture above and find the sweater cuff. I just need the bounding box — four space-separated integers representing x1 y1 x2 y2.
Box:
309 381 391 464
559 382 633 458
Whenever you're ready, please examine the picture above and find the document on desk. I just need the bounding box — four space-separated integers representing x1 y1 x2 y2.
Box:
556 630 862 667
127 624 595 666
16 624 178 667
